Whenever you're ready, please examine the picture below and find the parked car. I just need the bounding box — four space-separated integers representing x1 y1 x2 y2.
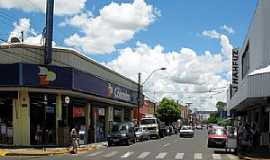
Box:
207 126 227 148
179 125 194 138
107 122 136 146
135 127 150 141
196 125 202 130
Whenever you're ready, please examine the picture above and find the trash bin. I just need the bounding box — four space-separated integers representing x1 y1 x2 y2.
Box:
79 130 86 145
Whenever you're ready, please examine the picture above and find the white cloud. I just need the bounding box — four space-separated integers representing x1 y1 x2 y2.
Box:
0 0 86 16
221 25 235 34
104 32 233 111
63 0 159 54
8 18 56 46
202 30 221 39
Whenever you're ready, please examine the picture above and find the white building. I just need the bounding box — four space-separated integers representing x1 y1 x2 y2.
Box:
227 0 270 149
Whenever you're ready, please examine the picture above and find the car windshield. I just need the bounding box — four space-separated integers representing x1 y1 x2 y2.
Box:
112 124 126 132
112 124 120 132
181 126 192 130
141 119 156 125
209 128 225 135
135 128 142 132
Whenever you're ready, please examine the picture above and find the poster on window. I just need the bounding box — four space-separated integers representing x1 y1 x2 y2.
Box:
98 108 105 116
73 107 85 118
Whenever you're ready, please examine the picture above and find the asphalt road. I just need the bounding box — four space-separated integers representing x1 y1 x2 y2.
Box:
1 129 239 160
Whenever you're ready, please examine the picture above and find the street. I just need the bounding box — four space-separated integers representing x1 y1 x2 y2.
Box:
1 129 239 160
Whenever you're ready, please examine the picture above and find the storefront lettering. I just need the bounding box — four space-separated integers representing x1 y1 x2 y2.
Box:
232 48 239 95
114 87 131 102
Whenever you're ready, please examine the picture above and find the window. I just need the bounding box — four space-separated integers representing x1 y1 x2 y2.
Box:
242 42 250 78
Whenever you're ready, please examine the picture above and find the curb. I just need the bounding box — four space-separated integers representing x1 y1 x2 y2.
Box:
239 154 270 160
0 145 100 157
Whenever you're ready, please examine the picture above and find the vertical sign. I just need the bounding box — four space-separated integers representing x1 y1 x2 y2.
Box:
232 48 239 96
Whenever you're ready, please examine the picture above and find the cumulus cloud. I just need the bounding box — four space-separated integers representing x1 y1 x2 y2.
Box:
63 0 159 54
221 25 235 34
7 18 55 46
0 0 86 16
104 32 233 111
202 30 221 39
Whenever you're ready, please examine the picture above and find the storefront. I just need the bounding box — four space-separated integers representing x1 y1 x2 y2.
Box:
0 62 140 146
0 92 16 145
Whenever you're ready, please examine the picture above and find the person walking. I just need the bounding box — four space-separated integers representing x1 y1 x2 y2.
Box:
70 128 78 154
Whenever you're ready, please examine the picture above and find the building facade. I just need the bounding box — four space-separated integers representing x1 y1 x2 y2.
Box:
227 0 270 149
180 105 189 124
133 99 156 123
0 44 141 146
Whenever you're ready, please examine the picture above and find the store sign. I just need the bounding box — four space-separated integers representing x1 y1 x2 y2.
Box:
232 48 239 95
73 107 85 118
113 87 131 102
38 66 56 86
22 64 73 89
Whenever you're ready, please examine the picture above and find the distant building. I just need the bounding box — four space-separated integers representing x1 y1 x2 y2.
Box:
180 105 189 123
133 98 156 122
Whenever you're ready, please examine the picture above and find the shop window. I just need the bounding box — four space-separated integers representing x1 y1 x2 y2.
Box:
114 108 122 122
96 107 106 142
263 112 269 132
124 109 131 122
0 97 13 145
242 42 250 79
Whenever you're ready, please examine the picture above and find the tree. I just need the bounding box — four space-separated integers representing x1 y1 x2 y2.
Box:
157 98 181 125
216 101 226 111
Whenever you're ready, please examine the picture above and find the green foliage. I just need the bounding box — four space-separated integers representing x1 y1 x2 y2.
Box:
157 98 181 125
216 101 226 111
208 112 223 124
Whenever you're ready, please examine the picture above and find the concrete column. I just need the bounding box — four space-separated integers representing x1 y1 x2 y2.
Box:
130 109 134 121
55 95 62 145
13 89 30 146
106 106 113 135
121 108 125 122
85 103 91 144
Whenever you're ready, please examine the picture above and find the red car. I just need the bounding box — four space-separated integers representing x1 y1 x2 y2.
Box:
207 126 227 148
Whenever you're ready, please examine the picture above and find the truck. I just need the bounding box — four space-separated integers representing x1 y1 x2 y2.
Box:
140 115 167 138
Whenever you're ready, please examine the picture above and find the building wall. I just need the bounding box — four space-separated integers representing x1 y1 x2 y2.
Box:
238 0 270 84
228 0 270 110
0 45 137 91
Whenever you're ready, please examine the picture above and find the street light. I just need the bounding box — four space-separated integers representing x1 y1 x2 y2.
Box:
137 67 166 124
142 67 167 85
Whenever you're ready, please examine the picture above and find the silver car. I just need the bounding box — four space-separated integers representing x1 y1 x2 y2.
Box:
135 127 151 141
179 126 194 138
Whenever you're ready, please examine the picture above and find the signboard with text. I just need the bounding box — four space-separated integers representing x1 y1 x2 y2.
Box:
232 48 239 96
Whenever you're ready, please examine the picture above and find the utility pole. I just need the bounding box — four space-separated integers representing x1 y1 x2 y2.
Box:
137 73 141 124
44 0 54 65
21 31 24 43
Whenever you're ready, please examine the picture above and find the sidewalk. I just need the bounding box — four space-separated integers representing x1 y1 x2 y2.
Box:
0 142 107 157
238 147 270 160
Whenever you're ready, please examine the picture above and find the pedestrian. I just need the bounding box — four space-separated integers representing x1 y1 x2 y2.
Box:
35 124 42 145
70 127 78 154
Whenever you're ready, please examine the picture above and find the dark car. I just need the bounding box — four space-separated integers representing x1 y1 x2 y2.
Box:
208 126 227 148
108 122 136 146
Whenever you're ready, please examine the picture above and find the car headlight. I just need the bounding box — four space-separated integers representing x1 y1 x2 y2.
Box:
121 133 127 137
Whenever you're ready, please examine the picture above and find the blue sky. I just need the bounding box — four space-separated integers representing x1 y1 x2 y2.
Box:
0 0 259 110
0 0 257 61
